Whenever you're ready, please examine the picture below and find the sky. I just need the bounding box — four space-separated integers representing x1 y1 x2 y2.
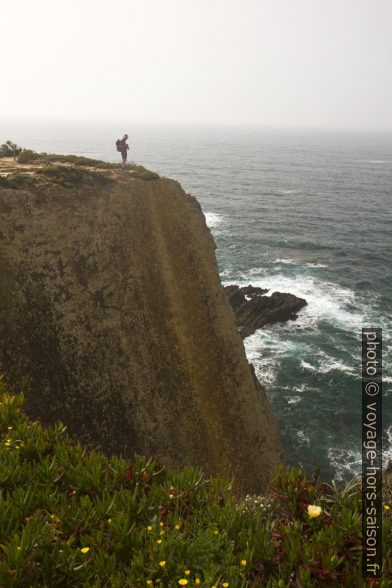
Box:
1 0 392 130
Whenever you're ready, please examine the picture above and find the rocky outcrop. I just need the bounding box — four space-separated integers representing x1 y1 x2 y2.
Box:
0 159 282 492
224 284 307 338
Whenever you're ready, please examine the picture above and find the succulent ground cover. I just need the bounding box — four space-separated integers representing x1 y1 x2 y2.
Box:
1 379 391 586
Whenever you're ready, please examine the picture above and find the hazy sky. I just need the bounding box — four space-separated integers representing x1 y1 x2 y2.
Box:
2 0 392 130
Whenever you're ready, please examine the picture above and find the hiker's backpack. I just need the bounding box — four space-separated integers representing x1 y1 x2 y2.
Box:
115 139 122 152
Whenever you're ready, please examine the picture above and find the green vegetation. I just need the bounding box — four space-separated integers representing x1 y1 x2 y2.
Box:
38 153 124 170
36 164 115 187
17 149 40 164
38 154 160 180
0 173 38 190
0 142 161 183
0 165 114 190
0 139 161 184
1 380 390 587
0 140 22 160
130 165 160 181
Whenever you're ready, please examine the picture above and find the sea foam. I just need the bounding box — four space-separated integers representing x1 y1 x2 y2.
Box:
205 212 224 229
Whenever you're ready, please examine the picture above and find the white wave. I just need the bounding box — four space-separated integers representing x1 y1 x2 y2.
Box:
300 354 355 376
296 430 310 446
244 330 303 386
205 212 224 229
239 258 327 269
292 383 318 393
327 448 361 481
328 432 392 480
273 258 296 265
287 395 302 405
300 360 318 372
230 267 390 423
220 269 232 279
242 266 268 276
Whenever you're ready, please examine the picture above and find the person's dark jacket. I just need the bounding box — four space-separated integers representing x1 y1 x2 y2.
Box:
119 139 129 153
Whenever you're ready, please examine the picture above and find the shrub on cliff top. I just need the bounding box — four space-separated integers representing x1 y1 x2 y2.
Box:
0 140 22 160
0 378 391 587
16 149 39 164
36 164 114 187
130 165 160 181
0 173 38 190
38 153 123 169
38 154 160 179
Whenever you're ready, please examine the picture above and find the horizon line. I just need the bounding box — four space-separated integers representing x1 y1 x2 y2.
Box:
1 115 392 135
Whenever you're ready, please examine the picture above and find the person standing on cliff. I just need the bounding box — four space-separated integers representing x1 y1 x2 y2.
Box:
116 134 129 166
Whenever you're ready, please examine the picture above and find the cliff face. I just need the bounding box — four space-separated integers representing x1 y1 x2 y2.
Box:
0 160 281 491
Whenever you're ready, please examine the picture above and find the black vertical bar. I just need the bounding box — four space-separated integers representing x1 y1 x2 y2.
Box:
362 328 382 578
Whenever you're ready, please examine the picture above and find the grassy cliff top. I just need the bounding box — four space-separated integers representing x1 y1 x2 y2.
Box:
0 151 160 191
1 379 391 587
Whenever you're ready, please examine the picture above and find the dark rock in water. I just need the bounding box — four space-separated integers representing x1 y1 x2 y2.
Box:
224 284 307 338
224 284 269 309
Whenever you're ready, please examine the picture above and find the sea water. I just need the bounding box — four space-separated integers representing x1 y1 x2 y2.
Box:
1 119 391 481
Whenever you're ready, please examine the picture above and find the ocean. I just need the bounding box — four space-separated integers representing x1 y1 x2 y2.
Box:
1 119 391 481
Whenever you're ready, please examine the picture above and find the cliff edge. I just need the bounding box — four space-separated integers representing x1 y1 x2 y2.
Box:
0 157 281 491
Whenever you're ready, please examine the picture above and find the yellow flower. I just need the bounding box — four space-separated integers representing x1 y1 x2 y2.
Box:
147 581 153 586
384 504 390 510
240 559 247 566
108 518 112 524
159 522 164 527
147 525 153 531
7 426 12 430
185 570 191 575
307 504 322 518
223 583 229 587
160 530 165 536
178 581 188 586
80 547 90 554
213 529 219 535
156 539 162 544
159 561 166 567
195 579 201 585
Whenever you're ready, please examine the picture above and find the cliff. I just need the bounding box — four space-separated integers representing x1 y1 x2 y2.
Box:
0 157 281 492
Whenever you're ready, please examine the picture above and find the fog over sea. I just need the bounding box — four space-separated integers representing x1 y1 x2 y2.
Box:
2 119 391 481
